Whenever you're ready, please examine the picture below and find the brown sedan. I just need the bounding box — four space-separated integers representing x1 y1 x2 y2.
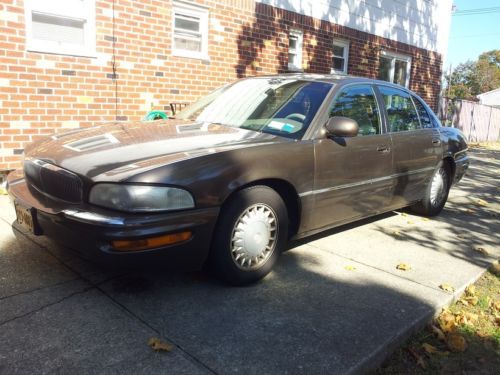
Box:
7 75 469 285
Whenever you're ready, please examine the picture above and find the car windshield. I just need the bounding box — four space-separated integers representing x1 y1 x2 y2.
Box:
177 78 333 139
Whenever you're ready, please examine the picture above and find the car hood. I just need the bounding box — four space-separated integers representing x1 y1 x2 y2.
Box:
25 119 284 180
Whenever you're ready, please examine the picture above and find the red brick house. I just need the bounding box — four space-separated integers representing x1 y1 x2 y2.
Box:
0 0 453 171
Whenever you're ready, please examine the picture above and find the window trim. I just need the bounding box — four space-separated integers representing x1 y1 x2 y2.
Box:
377 84 421 133
171 1 209 60
287 29 303 72
24 0 96 57
379 51 411 87
331 39 349 75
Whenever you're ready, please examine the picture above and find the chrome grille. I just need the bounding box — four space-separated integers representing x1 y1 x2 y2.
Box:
24 159 83 203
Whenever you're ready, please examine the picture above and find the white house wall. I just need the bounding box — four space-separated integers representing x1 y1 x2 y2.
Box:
257 0 453 55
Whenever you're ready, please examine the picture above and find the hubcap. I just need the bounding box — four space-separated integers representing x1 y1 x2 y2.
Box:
430 167 446 207
230 204 278 270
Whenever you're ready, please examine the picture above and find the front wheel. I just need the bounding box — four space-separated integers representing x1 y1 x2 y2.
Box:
209 186 288 285
410 162 450 216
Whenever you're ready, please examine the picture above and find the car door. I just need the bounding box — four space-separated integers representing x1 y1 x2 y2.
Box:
309 84 394 231
376 85 442 207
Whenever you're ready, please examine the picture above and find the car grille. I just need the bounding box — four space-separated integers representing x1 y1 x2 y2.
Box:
24 159 83 203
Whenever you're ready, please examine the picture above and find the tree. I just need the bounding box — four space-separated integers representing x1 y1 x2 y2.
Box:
444 49 500 100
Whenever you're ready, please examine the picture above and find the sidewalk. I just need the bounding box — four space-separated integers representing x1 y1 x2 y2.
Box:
0 148 498 374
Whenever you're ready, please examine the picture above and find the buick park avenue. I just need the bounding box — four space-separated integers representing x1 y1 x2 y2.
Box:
7 75 469 285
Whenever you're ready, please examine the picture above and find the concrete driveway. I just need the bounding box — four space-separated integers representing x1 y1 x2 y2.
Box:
0 148 498 374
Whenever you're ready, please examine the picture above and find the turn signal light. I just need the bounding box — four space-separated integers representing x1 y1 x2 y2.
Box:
111 231 192 251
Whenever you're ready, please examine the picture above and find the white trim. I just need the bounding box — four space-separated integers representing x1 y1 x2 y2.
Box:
24 0 96 57
331 38 349 74
287 29 303 71
379 50 411 87
172 1 209 60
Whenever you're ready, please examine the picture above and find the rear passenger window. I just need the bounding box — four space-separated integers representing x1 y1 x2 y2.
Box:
329 85 381 136
412 96 433 129
378 86 420 132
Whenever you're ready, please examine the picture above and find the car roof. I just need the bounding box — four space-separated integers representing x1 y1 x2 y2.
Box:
248 73 412 92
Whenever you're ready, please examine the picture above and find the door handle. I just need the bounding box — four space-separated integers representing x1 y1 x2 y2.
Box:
432 139 441 145
377 145 391 153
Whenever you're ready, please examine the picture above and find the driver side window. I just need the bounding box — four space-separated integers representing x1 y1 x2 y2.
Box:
329 85 381 136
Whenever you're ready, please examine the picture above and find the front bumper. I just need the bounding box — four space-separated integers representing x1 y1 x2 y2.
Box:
6 172 219 270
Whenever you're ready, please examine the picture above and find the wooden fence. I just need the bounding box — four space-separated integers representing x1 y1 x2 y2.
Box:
439 98 500 142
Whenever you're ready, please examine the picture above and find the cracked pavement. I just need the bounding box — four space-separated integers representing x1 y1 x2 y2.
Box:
0 148 498 374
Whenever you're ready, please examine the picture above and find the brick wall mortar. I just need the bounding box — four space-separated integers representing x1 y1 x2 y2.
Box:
0 0 442 170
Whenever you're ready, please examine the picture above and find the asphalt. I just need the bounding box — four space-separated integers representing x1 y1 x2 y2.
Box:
0 148 498 375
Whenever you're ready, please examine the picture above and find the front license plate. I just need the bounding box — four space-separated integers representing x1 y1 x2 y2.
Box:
14 201 38 234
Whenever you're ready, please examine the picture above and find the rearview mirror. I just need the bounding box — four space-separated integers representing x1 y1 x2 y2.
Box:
325 116 359 137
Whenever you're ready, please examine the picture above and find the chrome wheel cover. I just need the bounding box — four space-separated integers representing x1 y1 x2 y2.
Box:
230 203 278 270
430 167 446 207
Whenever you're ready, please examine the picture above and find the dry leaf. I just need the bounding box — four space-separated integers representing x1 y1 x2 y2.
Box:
458 298 469 306
408 347 427 369
465 296 479 306
0 188 7 196
344 265 356 271
396 263 411 271
475 199 488 207
431 324 446 341
148 337 174 352
477 331 489 338
407 220 414 224
401 212 408 217
439 310 457 333
463 208 476 215
421 217 430 222
456 233 467 239
439 283 455 293
422 342 439 354
392 230 402 237
446 332 467 352
465 285 476 296
494 301 500 311
473 246 489 255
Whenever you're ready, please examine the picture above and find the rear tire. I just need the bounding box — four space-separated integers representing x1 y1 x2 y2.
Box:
209 186 288 285
410 162 450 217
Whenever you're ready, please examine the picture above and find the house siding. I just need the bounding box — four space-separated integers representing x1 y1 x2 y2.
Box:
0 0 447 171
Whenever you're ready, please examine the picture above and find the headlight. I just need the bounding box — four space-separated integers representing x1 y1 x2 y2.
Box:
89 184 195 212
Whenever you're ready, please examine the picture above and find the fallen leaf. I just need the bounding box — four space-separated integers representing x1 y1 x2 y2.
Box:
477 331 489 338
0 188 7 195
344 265 356 271
392 230 402 237
396 263 411 271
473 246 489 255
439 283 455 293
431 324 446 341
465 296 479 306
401 212 408 217
462 208 476 215
456 233 467 239
458 298 469 306
422 342 439 354
421 217 430 222
446 332 467 352
148 337 174 352
494 301 500 311
475 199 488 207
407 220 414 224
438 310 457 333
465 285 476 296
408 347 427 369
456 312 478 326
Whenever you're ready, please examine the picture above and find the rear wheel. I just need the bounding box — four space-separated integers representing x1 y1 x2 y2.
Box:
209 186 288 285
411 162 450 216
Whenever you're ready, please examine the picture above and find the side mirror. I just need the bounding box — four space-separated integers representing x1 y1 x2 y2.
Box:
325 116 359 137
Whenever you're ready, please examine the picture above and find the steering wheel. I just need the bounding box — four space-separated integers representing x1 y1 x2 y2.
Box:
285 113 306 122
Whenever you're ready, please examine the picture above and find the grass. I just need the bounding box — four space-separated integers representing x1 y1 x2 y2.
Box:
375 264 500 374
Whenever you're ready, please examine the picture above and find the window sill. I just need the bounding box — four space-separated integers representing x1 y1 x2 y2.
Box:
330 69 348 75
26 47 97 59
172 50 210 62
287 66 303 72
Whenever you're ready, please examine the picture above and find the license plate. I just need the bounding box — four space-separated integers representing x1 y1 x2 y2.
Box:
14 201 37 234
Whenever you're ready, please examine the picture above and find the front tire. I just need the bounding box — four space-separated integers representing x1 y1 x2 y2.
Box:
411 162 450 216
209 186 288 285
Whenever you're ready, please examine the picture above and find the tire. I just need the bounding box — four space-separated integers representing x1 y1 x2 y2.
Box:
209 186 288 285
410 162 450 217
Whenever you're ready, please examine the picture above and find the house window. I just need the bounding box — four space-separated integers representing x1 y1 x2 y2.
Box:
331 39 349 74
24 0 96 57
172 2 209 60
288 30 303 71
378 51 411 87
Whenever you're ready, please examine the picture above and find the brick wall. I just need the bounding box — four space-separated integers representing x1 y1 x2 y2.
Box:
0 0 443 171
